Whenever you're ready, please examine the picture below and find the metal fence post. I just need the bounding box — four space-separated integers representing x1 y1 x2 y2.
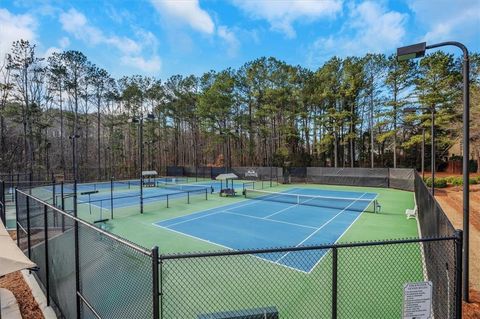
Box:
1 180 5 203
15 189 19 246
0 181 5 225
74 179 81 318
387 168 390 188
52 179 56 208
110 178 114 219
455 230 463 319
152 246 160 319
60 182 65 233
73 180 78 217
332 247 338 319
44 204 50 306
26 196 31 260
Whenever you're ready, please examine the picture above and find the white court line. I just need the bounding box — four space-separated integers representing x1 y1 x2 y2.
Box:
221 210 317 230
163 211 225 227
156 191 289 225
152 222 310 274
154 188 378 273
306 193 378 274
275 192 368 264
262 192 320 219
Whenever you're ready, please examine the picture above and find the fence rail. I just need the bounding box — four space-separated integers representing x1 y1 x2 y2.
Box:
10 168 463 319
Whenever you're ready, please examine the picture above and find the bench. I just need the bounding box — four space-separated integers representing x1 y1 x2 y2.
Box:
198 307 279 319
220 188 236 197
405 206 417 219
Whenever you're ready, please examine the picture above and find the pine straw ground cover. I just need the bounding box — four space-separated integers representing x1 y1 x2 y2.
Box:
0 231 43 319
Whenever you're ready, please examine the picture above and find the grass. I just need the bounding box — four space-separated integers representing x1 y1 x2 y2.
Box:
29 181 423 318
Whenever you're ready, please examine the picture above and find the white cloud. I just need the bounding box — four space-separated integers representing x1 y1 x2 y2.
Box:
217 25 240 57
121 55 162 73
150 1 240 58
231 0 342 38
59 8 161 73
42 46 62 59
0 9 37 59
60 9 111 47
150 0 214 34
306 1 406 66
408 0 480 43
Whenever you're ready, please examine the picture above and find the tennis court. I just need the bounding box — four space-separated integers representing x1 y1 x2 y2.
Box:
47 177 189 193
154 188 378 272
76 183 210 210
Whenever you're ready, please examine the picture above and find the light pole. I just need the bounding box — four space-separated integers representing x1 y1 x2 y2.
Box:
69 134 80 216
422 128 425 180
397 41 470 301
270 136 280 186
129 113 155 214
405 106 436 195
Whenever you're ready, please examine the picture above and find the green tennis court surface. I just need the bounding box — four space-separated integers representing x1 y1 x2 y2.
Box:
39 181 421 317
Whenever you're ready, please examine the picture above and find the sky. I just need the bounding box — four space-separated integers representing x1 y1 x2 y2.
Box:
1 0 479 79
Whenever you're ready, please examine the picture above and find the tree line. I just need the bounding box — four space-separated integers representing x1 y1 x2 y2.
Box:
0 39 479 180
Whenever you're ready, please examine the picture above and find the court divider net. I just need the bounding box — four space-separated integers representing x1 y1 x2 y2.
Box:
244 189 378 213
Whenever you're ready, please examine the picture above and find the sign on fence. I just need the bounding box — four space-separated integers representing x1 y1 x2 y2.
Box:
403 281 432 319
245 169 258 178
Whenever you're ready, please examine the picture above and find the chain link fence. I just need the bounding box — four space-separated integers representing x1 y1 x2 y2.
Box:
0 180 5 224
15 190 158 319
168 166 282 184
160 236 461 319
414 171 456 238
12 169 463 319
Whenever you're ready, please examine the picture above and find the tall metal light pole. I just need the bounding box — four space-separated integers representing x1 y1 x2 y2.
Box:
129 113 155 215
397 41 470 301
270 136 280 186
431 107 436 196
404 107 434 193
69 134 80 216
422 128 425 180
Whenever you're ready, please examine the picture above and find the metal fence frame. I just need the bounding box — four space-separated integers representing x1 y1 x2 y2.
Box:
15 189 159 319
0 180 5 224
9 168 464 319
159 234 462 319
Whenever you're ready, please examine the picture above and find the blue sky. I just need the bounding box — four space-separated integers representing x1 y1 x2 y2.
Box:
1 0 479 79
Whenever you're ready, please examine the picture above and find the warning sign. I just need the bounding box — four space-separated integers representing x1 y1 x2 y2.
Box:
403 281 432 319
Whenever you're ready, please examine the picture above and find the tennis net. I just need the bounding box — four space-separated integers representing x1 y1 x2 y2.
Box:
244 189 379 213
156 182 212 193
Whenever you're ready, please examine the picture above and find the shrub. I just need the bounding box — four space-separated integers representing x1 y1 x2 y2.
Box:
451 177 463 186
449 176 478 186
424 177 447 188
445 176 456 184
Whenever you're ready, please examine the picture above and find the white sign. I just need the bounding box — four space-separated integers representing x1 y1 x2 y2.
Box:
403 281 433 319
245 169 258 178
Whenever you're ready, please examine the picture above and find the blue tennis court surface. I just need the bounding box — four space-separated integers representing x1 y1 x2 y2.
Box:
154 188 377 273
76 186 209 209
45 177 189 193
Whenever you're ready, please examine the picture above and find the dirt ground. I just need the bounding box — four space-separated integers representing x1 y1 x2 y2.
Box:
424 171 480 178
435 184 480 318
1 232 43 319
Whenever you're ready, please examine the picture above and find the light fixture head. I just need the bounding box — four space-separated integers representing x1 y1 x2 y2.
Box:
397 42 426 61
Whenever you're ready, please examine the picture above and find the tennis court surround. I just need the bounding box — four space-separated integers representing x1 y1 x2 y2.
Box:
155 188 378 272
12 169 462 319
